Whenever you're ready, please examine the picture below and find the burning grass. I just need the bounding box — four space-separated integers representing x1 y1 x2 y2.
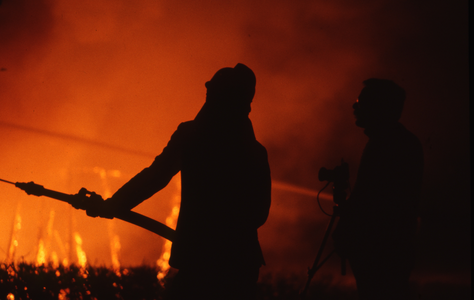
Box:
0 262 357 300
0 262 165 300
1 261 360 300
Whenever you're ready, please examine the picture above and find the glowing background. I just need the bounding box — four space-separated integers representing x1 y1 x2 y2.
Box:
0 0 469 292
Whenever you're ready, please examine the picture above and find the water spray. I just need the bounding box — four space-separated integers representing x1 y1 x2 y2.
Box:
0 178 175 242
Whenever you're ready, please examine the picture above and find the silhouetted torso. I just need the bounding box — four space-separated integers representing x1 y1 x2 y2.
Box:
105 63 270 299
341 122 423 255
334 122 423 300
333 79 424 300
170 116 270 269
108 115 271 268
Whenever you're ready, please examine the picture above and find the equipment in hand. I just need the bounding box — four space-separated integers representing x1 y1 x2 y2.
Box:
318 160 349 205
0 178 175 241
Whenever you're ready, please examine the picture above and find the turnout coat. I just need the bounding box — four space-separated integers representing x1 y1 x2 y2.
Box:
108 115 271 270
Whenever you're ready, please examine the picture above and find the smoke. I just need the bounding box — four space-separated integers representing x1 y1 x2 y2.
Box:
0 0 469 285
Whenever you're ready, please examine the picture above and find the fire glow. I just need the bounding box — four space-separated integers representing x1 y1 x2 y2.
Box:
156 178 181 282
1 0 358 268
0 0 421 296
1 165 181 279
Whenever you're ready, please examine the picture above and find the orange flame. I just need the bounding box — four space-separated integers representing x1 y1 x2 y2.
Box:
53 229 69 266
35 210 56 266
110 233 122 276
36 239 46 266
95 166 124 275
58 289 69 300
74 232 87 268
157 176 181 282
51 251 60 269
7 210 22 264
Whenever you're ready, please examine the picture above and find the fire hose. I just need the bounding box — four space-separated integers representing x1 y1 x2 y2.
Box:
0 178 175 242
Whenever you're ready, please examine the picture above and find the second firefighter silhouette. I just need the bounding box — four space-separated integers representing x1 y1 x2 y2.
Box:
333 79 424 300
91 63 271 299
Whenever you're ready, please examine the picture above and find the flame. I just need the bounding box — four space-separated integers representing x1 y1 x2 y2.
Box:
156 237 173 282
110 233 122 276
74 232 87 268
95 166 124 274
6 166 125 270
34 210 56 266
156 176 181 282
45 210 55 261
53 229 69 266
58 289 69 300
51 251 60 269
36 239 46 266
7 210 22 263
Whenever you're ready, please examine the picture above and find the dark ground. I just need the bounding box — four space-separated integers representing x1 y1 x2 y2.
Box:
0 262 470 300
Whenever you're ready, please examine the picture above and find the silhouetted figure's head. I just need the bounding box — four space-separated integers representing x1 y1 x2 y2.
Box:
204 63 256 119
353 78 406 128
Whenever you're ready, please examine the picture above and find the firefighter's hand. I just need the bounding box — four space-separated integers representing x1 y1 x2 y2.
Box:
71 188 114 219
86 197 115 219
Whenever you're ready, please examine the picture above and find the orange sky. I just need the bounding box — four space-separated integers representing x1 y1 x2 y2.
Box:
0 0 469 284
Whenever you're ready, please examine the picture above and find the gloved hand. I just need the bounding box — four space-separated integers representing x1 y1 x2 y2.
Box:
86 197 115 219
71 188 114 219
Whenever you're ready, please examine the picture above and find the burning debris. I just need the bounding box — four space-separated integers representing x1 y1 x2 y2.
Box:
0 262 166 300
